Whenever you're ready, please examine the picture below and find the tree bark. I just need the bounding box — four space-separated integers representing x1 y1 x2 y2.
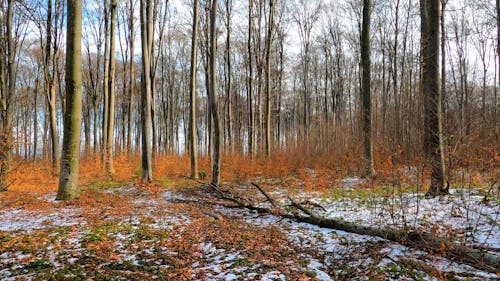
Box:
105 0 117 176
421 0 447 197
497 0 500 126
225 0 232 153
140 0 153 181
247 0 254 158
57 0 83 200
0 0 15 191
189 0 200 179
264 0 274 157
103 0 110 161
209 0 221 186
127 0 134 155
361 0 375 177
44 0 60 173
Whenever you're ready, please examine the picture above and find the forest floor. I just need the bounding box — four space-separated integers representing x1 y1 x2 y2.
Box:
0 168 499 280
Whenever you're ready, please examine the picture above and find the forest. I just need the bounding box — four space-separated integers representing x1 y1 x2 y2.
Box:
0 0 499 279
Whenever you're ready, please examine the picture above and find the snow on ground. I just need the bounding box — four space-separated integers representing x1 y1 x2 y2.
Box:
253 178 499 250
217 206 499 280
309 188 500 249
0 207 85 233
1 182 499 280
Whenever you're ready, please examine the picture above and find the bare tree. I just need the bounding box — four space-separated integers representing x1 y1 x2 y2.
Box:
57 0 83 200
44 0 63 172
140 0 153 181
105 0 117 176
264 0 275 156
421 0 447 197
0 0 16 191
209 0 221 185
291 0 322 136
360 0 375 177
189 0 200 179
247 0 254 157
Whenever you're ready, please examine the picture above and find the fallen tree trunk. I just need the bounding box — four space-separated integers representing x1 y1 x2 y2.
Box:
208 183 500 273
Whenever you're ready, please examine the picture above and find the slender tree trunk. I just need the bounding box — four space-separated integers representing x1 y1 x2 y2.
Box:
209 0 221 185
33 78 39 161
140 0 153 181
48 85 59 171
421 0 447 197
361 0 375 177
127 0 134 155
264 0 274 157
93 105 98 155
105 0 117 176
102 1 110 160
189 0 200 179
57 0 83 200
392 0 401 146
225 0 232 152
247 0 254 158
44 0 60 173
83 99 91 154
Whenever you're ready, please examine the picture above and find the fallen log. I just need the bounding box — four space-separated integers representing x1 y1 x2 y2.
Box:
208 183 500 273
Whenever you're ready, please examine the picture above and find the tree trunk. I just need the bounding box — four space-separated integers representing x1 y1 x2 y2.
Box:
361 0 375 177
209 0 221 186
0 0 15 191
102 0 110 161
497 0 500 126
33 77 39 161
421 0 447 197
140 0 153 181
264 0 274 157
44 0 60 173
127 0 134 155
189 0 200 179
57 0 83 200
48 85 59 171
247 0 254 158
105 0 117 176
225 0 232 153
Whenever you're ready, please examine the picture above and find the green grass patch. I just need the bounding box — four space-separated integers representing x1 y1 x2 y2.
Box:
84 180 132 191
155 177 197 189
26 258 53 271
323 184 422 204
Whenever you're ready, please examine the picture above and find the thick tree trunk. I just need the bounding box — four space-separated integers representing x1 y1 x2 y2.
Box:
57 0 83 200
189 0 200 179
421 0 447 197
361 0 375 177
0 0 15 191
